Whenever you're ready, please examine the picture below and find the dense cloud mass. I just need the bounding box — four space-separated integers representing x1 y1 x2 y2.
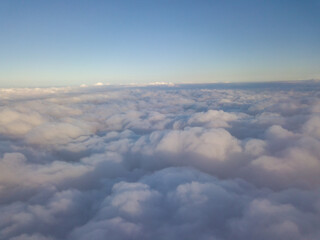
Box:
1 82 320 240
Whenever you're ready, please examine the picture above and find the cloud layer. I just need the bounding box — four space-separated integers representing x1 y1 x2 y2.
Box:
1 82 320 240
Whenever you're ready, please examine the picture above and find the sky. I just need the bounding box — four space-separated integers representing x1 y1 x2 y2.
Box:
0 0 320 87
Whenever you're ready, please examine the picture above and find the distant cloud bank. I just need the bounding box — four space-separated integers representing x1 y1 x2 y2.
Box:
1 82 320 240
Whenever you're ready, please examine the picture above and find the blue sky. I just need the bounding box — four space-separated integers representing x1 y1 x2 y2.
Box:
0 0 319 87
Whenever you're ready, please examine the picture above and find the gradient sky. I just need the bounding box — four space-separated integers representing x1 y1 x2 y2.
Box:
1 0 320 87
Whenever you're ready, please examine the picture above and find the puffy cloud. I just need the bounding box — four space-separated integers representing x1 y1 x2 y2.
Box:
243 138 267 156
1 82 320 239
187 109 242 128
155 127 241 160
229 199 304 240
0 108 45 136
303 115 320 138
10 234 55 240
25 122 94 145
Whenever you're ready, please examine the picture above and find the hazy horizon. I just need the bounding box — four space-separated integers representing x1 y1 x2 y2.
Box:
1 78 320 89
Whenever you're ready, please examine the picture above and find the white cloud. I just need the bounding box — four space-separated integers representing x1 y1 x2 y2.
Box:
1 82 320 239
303 115 320 138
155 127 241 160
0 108 45 136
